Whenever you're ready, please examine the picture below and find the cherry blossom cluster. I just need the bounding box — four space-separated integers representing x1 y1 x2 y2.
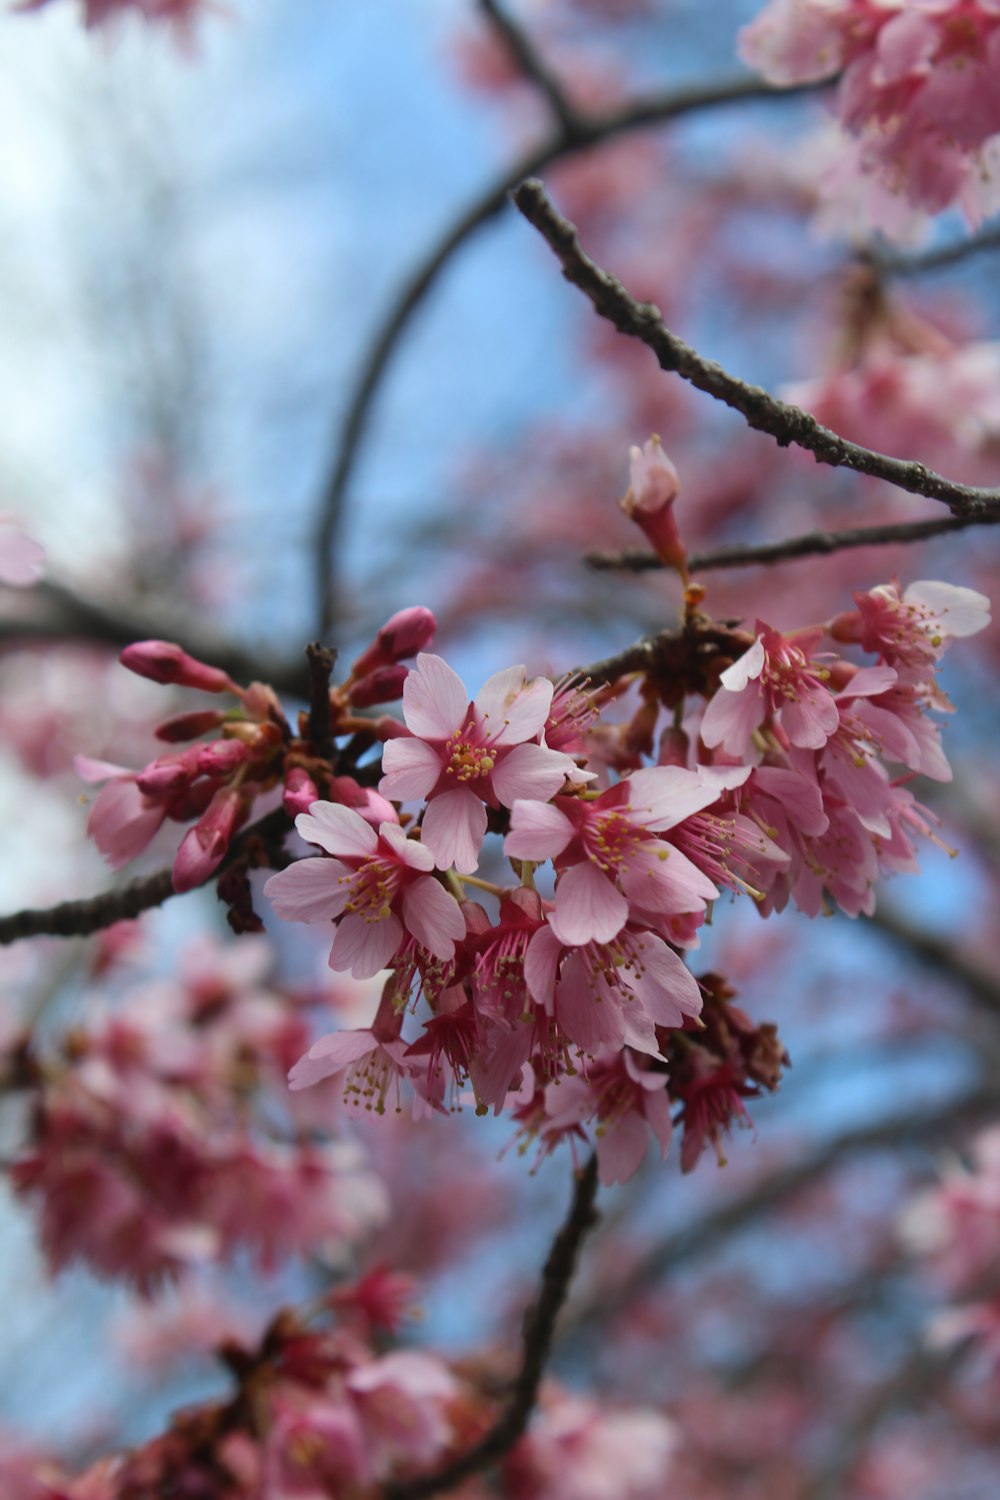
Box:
3 936 386 1290
0 1280 680 1500
902 1124 1000 1370
740 0 1000 227
77 607 434 901
251 475 988 1181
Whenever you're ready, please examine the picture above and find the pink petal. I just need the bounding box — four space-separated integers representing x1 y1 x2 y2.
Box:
296 802 378 858
87 780 165 868
596 1111 650 1186
75 754 133 783
781 679 839 749
555 953 626 1054
402 654 468 739
329 912 403 979
626 766 733 831
378 822 435 871
700 678 766 753
490 743 573 807
420 788 487 875
474 667 553 746
401 876 465 959
264 858 350 923
0 520 45 587
504 799 575 861
628 934 702 1027
550 862 628 945
524 924 563 1006
379 736 443 801
288 1028 378 1090
623 844 718 917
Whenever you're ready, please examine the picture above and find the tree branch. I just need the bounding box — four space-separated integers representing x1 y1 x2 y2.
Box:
0 579 310 698
587 511 1000 574
312 75 826 635
386 1154 600 1500
513 178 1000 520
478 0 583 138
0 807 291 946
876 222 1000 278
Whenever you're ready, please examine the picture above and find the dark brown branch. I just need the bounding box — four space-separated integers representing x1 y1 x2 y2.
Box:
305 642 337 758
0 807 291 946
478 0 583 138
313 75 826 634
387 1155 600 1500
870 904 1000 1019
1 579 310 698
587 511 1000 574
513 178 1000 520
877 222 1000 278
565 1085 1000 1336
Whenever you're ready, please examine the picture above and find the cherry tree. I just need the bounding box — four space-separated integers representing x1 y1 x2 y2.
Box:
1 1 1000 1495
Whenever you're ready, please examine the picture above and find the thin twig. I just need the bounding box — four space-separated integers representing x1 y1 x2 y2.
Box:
587 511 1000 574
478 0 582 138
0 807 290 946
312 75 826 635
387 1154 599 1500
513 178 1000 520
876 222 1000 278
0 579 310 698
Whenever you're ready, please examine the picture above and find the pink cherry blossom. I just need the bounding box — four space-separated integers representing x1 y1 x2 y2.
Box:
379 654 576 873
700 624 839 756
619 435 687 575
832 578 991 676
265 802 465 980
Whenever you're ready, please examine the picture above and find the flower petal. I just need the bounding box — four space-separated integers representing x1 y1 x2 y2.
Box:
504 798 575 861
329 912 404 979
474 667 553 747
490 743 573 808
378 822 436 871
550 862 628 945
420 788 487 874
265 857 351 923
296 802 378 858
402 654 469 739
402 876 465 960
379 736 443 801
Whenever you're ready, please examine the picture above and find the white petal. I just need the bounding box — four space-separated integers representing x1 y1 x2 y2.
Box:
296 802 377 858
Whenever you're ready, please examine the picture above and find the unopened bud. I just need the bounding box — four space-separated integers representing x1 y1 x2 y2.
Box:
620 436 688 578
283 767 320 819
196 740 248 778
120 640 238 695
171 786 246 893
351 607 436 677
155 709 229 743
349 663 408 708
135 748 202 798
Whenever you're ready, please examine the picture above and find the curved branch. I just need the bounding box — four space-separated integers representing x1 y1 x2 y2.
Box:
0 807 290 946
387 1154 599 1500
478 0 583 138
313 75 826 634
877 222 1000 278
513 178 1000 519
586 511 1000 574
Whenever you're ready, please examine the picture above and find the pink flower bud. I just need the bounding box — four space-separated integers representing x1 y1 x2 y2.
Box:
350 606 436 676
283 767 320 819
196 740 248 778
120 640 238 694
135 748 202 798
620 436 688 577
657 725 690 767
154 709 229 743
171 786 246 893
374 715 411 741
349 663 408 708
